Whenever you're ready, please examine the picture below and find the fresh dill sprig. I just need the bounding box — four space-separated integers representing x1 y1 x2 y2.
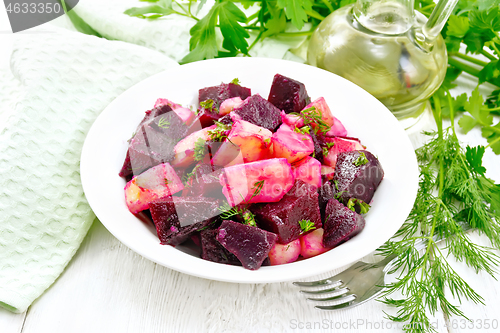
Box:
250 180 264 199
230 78 240 85
218 180 265 227
219 202 256 226
157 117 170 129
290 106 330 135
182 164 202 187
207 121 231 141
377 91 500 332
193 138 206 161
294 126 310 135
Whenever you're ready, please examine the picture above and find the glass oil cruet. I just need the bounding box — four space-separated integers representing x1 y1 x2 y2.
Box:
307 0 459 123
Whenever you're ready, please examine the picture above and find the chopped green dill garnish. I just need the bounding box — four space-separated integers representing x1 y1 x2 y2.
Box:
230 78 240 85
294 126 310 135
263 138 271 144
242 210 256 227
332 180 339 191
194 137 206 161
334 190 347 200
157 117 170 129
323 142 335 155
127 131 136 143
197 220 217 231
164 178 171 186
218 180 264 226
299 220 316 233
353 152 368 166
207 121 231 141
182 164 202 186
290 107 330 135
219 202 256 226
250 180 264 199
347 198 370 214
200 99 218 114
219 202 240 219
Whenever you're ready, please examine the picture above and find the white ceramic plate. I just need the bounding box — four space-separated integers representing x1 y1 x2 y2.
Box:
81 57 418 283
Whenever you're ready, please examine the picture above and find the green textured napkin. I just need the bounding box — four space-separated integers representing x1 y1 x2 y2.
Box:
0 0 309 313
0 27 178 313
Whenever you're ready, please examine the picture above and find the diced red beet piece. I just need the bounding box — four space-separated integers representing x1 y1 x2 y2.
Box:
200 228 241 266
231 94 282 131
197 83 251 128
307 125 328 163
137 104 173 130
195 108 222 128
199 83 251 109
251 180 321 244
323 198 365 248
119 109 188 178
119 149 156 180
216 220 277 270
318 181 336 220
182 163 226 199
150 196 221 246
154 99 195 126
333 150 384 204
218 114 233 126
268 74 310 114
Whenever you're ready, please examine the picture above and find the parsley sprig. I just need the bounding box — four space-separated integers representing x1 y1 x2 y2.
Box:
353 151 368 166
199 99 218 114
346 198 370 214
124 0 341 61
299 219 316 233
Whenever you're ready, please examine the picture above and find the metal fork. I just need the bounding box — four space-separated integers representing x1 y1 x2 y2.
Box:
293 226 471 310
